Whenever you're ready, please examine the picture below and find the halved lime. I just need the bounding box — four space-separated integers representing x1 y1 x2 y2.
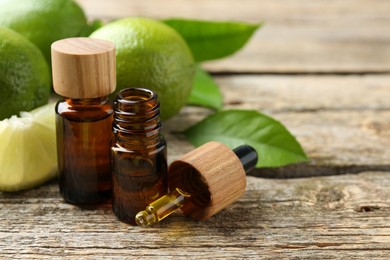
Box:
0 103 57 192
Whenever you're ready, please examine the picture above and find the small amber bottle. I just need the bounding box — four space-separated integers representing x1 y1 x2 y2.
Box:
111 88 168 224
51 38 116 204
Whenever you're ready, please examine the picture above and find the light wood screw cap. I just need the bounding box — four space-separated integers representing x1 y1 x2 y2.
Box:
51 37 116 98
168 142 247 221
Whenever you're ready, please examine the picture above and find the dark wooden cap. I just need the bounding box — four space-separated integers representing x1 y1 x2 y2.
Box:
168 142 247 221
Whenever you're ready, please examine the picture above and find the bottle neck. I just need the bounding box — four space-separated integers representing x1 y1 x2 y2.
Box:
64 96 110 106
113 88 163 149
57 96 113 122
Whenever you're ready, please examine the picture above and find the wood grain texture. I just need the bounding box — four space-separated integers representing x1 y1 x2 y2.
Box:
52 38 116 98
0 172 389 258
169 141 246 220
165 74 390 177
1 1 389 259
2 74 388 258
76 0 390 73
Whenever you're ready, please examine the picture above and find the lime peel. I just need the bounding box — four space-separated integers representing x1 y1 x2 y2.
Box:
90 17 195 119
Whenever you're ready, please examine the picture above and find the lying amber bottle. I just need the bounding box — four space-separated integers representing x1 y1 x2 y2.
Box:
52 38 116 204
111 88 168 224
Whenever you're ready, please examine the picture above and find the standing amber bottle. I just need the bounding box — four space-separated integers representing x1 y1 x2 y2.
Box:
111 88 168 224
51 38 116 204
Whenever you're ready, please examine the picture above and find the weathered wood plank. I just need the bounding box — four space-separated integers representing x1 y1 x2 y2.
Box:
1 172 389 258
76 0 390 73
218 75 390 112
165 74 390 177
2 2 390 257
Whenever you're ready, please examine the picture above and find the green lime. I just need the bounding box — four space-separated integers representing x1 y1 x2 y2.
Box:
90 17 195 119
0 103 57 192
0 27 51 120
0 0 88 63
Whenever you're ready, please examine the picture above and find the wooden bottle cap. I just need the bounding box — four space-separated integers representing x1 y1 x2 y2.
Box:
51 37 116 98
168 142 248 221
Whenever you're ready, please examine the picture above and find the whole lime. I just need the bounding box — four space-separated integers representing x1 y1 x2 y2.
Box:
0 0 87 63
90 18 195 119
0 27 51 120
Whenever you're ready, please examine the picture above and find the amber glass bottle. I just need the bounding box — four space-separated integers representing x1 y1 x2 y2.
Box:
55 97 113 204
52 38 116 204
111 88 168 224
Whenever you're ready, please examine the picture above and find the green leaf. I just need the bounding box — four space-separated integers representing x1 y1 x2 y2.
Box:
184 110 308 168
164 19 261 61
188 66 223 110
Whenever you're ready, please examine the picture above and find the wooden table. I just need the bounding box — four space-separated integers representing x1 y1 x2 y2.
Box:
1 0 389 258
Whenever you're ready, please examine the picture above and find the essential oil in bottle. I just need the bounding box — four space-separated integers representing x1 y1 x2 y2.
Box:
111 88 168 225
135 142 258 226
51 37 116 204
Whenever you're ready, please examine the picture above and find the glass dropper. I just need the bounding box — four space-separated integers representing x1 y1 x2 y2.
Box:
135 144 258 226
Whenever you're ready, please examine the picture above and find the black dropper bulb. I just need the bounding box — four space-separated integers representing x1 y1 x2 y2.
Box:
233 145 258 173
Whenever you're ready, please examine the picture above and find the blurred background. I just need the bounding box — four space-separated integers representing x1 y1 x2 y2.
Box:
76 0 390 74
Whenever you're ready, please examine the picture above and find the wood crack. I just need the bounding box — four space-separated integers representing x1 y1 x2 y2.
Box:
274 242 344 249
211 71 390 76
249 164 390 178
270 107 390 114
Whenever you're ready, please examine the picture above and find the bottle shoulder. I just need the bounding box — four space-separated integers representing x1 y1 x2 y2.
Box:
56 97 113 122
